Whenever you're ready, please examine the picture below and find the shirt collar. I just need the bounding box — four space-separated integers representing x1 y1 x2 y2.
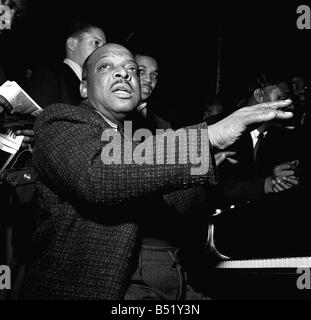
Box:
63 58 82 81
94 110 118 131
251 129 267 139
250 129 268 148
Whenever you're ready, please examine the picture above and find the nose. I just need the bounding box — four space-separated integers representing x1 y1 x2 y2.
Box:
143 73 152 84
113 66 131 81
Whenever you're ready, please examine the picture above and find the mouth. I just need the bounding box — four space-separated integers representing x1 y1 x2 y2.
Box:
111 82 133 98
141 85 152 94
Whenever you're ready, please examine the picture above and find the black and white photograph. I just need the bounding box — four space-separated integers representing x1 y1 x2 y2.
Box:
0 0 310 308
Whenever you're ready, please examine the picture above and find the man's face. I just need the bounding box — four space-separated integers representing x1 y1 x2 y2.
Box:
74 28 106 67
135 55 159 102
263 84 288 102
82 44 141 122
291 76 309 105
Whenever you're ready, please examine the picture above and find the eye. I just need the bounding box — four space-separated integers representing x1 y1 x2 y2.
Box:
127 66 139 74
93 40 102 48
98 63 110 71
152 73 159 80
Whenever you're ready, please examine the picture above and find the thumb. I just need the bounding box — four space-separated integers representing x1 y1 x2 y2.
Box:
137 102 147 112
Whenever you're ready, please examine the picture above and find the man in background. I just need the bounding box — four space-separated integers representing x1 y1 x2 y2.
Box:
28 21 106 108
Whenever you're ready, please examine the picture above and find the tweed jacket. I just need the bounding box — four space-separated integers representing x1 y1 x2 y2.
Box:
21 100 217 299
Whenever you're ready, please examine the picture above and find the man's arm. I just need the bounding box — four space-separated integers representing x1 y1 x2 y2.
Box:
33 104 215 206
33 99 293 206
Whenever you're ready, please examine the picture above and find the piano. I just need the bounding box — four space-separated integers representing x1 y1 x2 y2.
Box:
202 224 311 299
216 256 311 269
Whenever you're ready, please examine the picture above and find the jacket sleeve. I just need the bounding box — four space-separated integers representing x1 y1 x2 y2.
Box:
33 104 217 206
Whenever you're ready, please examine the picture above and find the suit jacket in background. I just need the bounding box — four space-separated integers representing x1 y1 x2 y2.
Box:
0 63 6 85
213 125 306 259
28 62 82 108
20 100 217 299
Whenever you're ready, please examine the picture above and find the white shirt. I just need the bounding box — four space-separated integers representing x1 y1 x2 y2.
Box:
250 129 268 149
63 58 82 81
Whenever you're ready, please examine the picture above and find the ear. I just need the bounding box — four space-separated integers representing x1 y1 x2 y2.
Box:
80 81 88 98
66 37 78 51
253 88 264 103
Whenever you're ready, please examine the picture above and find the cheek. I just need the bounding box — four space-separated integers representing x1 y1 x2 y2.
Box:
85 45 96 58
140 75 147 83
91 77 108 98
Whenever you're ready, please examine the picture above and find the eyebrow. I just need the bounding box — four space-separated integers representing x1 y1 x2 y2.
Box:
92 36 104 41
94 56 138 66
139 65 159 73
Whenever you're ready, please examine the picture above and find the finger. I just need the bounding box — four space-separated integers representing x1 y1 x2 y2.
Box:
275 170 295 177
20 142 31 149
137 102 147 112
273 184 280 193
258 99 292 110
22 136 34 143
274 163 295 171
274 183 285 192
215 152 227 166
283 177 299 185
260 109 293 122
225 151 236 157
279 181 292 189
15 129 35 136
244 108 293 126
227 158 238 164
275 177 291 188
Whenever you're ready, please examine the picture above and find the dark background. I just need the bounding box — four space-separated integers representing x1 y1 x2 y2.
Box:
2 0 311 127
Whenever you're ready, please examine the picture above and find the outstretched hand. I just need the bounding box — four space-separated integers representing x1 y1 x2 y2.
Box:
208 99 293 149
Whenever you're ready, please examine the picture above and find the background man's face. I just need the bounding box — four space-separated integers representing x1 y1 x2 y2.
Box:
75 27 106 67
291 76 309 105
84 44 141 121
263 84 287 102
135 55 159 102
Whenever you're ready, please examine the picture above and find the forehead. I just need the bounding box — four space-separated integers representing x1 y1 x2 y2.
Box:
277 82 290 91
292 77 305 84
81 28 106 41
263 84 278 92
135 55 158 70
89 45 134 65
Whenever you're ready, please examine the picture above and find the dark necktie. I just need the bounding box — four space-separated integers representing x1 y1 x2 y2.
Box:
254 132 264 161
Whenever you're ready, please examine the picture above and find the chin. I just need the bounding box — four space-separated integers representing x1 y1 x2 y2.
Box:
115 100 138 113
142 93 150 101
